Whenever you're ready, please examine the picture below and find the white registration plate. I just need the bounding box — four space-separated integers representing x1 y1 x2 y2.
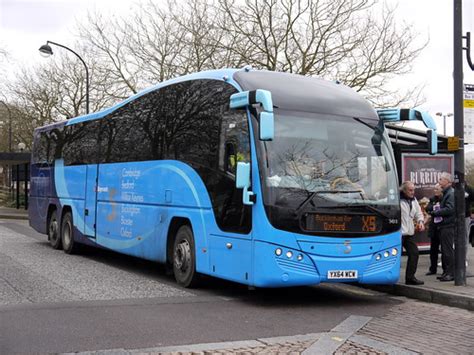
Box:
327 270 358 279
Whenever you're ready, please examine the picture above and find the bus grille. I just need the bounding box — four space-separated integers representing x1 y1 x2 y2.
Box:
364 257 397 276
276 258 319 276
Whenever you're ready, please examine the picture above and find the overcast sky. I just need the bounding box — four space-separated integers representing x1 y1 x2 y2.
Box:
0 0 473 139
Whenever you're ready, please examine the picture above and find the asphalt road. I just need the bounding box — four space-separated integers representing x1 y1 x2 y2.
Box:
0 220 401 354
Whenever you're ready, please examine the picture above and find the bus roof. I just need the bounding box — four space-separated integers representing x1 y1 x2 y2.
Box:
233 70 378 120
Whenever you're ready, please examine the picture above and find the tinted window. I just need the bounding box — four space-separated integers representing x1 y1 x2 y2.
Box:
100 80 234 164
100 94 161 163
159 80 251 233
161 81 222 167
32 127 63 165
32 132 49 164
99 79 252 233
49 127 65 161
63 120 100 166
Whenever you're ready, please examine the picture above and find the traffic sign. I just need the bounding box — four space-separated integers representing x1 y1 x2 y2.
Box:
464 99 474 108
447 136 460 151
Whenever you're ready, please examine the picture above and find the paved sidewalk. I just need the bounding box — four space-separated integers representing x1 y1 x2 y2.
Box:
0 206 28 220
365 245 474 311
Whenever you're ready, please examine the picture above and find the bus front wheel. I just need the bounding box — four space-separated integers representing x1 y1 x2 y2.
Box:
173 225 199 288
61 211 79 254
48 210 62 250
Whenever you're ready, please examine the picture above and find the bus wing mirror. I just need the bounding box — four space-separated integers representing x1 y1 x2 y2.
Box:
377 108 438 155
230 89 274 141
236 162 254 205
230 89 273 111
259 111 274 141
236 162 250 188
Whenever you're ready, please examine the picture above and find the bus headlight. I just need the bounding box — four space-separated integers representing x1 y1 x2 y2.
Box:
375 254 382 261
384 251 390 258
297 254 303 261
286 251 293 259
391 248 398 256
275 248 282 256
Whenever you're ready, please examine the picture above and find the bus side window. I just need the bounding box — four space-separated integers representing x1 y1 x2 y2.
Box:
62 121 100 166
49 128 63 162
33 132 49 165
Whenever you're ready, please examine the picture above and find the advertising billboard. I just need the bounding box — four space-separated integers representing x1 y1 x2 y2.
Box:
401 153 454 250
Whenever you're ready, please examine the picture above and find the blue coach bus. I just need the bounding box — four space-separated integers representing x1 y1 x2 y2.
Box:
29 68 402 288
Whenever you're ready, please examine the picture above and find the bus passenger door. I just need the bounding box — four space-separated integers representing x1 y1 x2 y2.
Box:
208 109 253 284
83 164 98 238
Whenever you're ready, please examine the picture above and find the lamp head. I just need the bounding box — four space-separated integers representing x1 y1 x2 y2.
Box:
39 43 53 57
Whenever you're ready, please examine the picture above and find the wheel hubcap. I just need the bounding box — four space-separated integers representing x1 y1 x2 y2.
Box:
64 222 71 246
49 219 58 239
174 240 191 272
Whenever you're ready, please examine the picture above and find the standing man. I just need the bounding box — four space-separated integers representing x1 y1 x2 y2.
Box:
425 184 444 276
400 181 425 285
465 184 473 262
429 172 455 282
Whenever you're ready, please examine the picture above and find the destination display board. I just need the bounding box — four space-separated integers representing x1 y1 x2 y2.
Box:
305 213 382 233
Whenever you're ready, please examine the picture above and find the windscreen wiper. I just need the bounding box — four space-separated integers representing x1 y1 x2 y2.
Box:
294 190 365 219
317 203 391 219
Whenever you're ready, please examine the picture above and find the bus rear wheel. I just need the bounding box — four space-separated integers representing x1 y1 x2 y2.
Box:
48 210 62 250
61 211 79 254
173 225 199 288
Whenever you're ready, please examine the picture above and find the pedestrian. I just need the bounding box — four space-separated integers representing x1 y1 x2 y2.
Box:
425 184 443 276
465 183 473 264
400 181 425 285
428 172 455 282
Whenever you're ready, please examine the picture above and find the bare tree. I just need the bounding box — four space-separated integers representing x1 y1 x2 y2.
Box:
125 2 188 82
7 0 427 129
78 0 426 107
5 46 120 151
77 3 197 96
77 0 235 93
0 47 11 95
168 0 246 72
215 0 427 106
77 12 141 98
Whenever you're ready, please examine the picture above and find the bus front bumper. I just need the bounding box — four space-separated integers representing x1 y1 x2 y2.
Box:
252 239 401 288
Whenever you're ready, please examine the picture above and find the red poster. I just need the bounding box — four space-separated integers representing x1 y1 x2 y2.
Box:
401 153 454 249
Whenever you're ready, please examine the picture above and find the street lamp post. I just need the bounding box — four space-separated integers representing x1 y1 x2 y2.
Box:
39 41 90 115
435 112 453 136
453 0 466 286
